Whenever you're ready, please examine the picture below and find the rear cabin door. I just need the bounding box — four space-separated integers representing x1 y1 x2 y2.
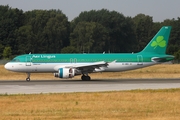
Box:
137 55 143 65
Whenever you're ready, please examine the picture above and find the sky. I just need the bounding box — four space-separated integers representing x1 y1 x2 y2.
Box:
0 0 179 22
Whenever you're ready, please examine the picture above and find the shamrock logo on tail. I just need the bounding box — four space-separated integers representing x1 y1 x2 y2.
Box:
151 36 166 49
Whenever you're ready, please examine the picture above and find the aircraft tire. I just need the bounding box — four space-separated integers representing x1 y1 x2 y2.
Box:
87 76 91 81
81 75 91 81
26 78 30 82
81 75 85 81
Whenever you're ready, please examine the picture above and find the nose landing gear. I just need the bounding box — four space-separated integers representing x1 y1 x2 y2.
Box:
26 73 30 82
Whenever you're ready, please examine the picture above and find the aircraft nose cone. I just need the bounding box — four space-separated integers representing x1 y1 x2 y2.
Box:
4 63 8 70
4 63 11 70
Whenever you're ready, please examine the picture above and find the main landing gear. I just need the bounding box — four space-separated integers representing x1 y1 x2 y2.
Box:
26 73 30 82
81 74 91 81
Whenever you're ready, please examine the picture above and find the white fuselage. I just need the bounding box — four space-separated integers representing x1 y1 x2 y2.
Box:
4 61 156 73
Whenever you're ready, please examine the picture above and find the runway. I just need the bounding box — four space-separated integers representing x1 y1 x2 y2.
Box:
0 79 180 94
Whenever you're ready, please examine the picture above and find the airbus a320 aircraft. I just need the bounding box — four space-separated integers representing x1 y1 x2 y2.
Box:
5 26 174 81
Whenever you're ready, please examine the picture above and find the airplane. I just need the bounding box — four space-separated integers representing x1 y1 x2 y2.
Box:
4 26 174 81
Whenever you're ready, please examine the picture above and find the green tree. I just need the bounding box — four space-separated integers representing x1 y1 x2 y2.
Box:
71 9 135 53
1 5 180 57
133 14 154 52
43 11 70 53
0 44 4 58
3 46 12 59
61 46 78 53
166 18 180 54
15 9 70 54
15 25 34 54
70 22 108 53
0 5 24 56
174 49 180 63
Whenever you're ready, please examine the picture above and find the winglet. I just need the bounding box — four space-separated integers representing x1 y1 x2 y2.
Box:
140 26 172 54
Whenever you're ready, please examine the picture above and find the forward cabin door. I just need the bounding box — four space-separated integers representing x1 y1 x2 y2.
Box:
137 55 143 65
70 58 77 64
26 56 31 66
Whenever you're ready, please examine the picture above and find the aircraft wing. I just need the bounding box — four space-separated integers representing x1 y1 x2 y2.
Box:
73 61 108 73
72 61 108 68
54 61 108 73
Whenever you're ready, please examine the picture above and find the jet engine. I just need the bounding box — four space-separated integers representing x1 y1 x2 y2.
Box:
54 68 75 78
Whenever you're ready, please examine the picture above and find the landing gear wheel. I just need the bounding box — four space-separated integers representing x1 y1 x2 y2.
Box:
26 73 31 82
26 78 30 82
81 75 85 80
81 75 91 81
86 76 91 81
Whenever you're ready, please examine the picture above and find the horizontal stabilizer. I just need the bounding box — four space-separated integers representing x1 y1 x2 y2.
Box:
151 56 174 62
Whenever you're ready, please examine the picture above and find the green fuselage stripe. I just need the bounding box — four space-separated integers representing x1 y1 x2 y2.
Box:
9 53 174 64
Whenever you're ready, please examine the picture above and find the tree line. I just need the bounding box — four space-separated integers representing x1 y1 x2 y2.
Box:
0 5 180 61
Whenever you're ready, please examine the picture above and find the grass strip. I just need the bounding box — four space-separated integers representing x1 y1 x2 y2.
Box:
0 89 180 120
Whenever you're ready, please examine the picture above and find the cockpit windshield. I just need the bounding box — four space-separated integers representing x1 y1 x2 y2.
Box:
11 58 20 62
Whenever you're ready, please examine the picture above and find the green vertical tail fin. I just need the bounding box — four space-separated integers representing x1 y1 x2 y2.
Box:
140 26 172 54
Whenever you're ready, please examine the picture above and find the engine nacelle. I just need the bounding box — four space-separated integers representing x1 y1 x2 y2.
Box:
54 68 75 78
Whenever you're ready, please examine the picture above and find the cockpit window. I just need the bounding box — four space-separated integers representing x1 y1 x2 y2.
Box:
11 59 20 62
